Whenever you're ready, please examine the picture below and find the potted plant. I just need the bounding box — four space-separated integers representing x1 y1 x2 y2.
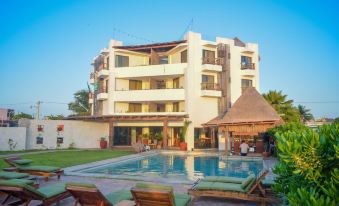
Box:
154 132 163 149
99 136 108 149
179 119 191 151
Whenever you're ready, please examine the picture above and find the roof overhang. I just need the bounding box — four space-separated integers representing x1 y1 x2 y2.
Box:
65 114 189 122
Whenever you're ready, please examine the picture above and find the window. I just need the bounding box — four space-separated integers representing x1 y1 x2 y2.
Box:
36 136 43 144
173 102 179 112
173 78 180 89
202 75 215 90
115 55 129 67
241 56 252 65
106 57 110 69
202 50 215 64
181 50 187 63
156 80 166 89
241 79 253 93
105 80 109 93
57 137 64 144
129 80 142 90
156 104 166 112
129 103 142 113
159 56 168 64
241 56 254 69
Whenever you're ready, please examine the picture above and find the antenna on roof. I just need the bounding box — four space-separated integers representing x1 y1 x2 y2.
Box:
179 18 194 40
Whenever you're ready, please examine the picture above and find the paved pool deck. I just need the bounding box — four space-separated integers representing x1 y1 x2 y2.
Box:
2 151 279 205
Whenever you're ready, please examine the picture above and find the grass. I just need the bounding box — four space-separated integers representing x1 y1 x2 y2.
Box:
0 150 133 170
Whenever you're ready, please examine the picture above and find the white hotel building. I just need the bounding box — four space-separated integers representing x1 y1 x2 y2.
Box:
87 31 259 151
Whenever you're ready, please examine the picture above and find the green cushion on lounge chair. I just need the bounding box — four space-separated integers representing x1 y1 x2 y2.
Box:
0 171 29 179
105 189 133 205
195 181 214 190
0 179 45 197
243 177 256 192
19 165 61 172
37 183 66 198
12 159 33 165
241 174 255 189
262 179 274 186
135 183 173 192
204 176 245 184
65 182 97 188
210 182 246 192
174 193 191 206
8 178 35 185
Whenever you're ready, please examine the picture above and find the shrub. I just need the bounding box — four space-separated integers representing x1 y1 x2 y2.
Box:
271 123 339 206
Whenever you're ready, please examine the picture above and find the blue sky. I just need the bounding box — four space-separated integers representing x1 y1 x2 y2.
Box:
0 0 338 118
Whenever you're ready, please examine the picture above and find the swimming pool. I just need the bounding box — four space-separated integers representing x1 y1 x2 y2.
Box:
79 153 263 183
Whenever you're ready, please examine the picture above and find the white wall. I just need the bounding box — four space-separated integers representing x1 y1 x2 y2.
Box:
0 127 26 151
19 120 109 150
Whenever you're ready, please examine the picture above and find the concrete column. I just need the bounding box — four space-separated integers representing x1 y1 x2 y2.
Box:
163 120 168 148
108 119 114 148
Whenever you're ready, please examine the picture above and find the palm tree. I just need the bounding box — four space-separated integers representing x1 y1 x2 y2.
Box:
297 105 314 123
262 90 300 122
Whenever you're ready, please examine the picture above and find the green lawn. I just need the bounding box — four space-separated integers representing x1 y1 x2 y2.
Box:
0 150 133 170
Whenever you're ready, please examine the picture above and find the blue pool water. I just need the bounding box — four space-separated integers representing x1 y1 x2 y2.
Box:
82 154 263 182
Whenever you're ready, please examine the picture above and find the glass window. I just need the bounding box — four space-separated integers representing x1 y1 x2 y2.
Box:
173 78 180 89
159 56 168 64
241 79 253 87
202 75 214 83
115 55 129 67
156 104 166 112
241 56 252 65
173 102 179 112
181 50 187 63
202 50 215 64
129 80 142 90
156 80 166 89
129 103 142 112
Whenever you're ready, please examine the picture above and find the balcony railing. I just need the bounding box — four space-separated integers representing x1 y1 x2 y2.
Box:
90 72 95 79
89 92 94 99
201 83 220 90
95 63 108 71
116 86 183 91
98 87 107 93
241 63 255 70
202 57 223 65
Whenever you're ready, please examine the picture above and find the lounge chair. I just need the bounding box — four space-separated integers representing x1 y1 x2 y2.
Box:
0 178 38 204
0 171 30 180
4 156 64 181
131 183 192 206
0 179 70 205
188 170 280 206
66 182 134 206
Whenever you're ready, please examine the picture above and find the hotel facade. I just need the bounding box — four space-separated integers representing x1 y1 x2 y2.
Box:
88 31 260 151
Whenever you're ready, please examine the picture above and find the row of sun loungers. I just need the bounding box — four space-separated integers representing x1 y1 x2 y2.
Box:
0 156 279 205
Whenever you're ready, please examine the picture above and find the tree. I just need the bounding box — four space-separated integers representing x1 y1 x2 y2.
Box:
11 112 33 120
262 90 300 122
297 105 314 123
334 117 339 124
68 89 90 116
45 114 64 120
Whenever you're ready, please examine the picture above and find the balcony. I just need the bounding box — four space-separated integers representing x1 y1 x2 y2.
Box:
89 73 95 84
202 57 223 72
201 83 222 97
114 63 186 78
97 88 108 100
113 88 185 102
241 63 255 70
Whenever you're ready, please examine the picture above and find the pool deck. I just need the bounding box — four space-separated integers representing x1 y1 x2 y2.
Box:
2 150 279 205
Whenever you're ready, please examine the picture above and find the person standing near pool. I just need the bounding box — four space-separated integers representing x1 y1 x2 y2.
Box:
239 140 249 156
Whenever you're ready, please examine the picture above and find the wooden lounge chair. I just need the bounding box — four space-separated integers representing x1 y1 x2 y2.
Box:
0 178 39 204
0 179 70 205
4 156 64 181
131 183 192 206
188 170 280 206
66 182 133 206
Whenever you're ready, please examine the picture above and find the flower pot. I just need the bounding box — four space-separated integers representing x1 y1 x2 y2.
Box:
100 140 107 149
262 151 270 158
180 142 187 151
